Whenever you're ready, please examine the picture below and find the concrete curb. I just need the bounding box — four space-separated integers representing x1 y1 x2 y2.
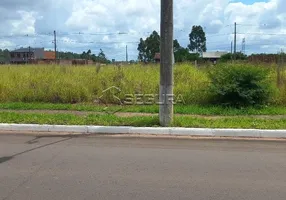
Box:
1 123 286 138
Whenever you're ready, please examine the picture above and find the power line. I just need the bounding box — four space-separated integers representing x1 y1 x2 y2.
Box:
0 28 235 38
237 33 286 36
236 23 279 27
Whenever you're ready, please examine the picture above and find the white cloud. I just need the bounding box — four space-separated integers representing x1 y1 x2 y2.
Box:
0 0 285 59
10 11 36 35
0 40 14 49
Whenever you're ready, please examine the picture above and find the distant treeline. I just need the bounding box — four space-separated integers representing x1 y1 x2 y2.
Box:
0 48 285 64
56 49 110 63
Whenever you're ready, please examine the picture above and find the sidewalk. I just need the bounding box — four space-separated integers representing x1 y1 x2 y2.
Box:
1 123 286 139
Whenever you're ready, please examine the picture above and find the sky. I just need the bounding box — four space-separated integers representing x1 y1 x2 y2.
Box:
0 0 285 61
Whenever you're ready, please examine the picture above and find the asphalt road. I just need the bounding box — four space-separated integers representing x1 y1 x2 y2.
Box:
1 135 286 200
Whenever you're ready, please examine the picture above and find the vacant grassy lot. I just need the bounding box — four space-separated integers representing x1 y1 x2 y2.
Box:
0 63 211 105
1 63 285 105
0 64 210 104
1 63 286 129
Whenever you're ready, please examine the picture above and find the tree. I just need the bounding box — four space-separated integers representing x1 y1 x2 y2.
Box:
58 51 80 59
137 38 147 62
173 40 199 62
188 25 207 54
98 49 108 63
137 31 160 62
0 49 10 63
175 48 200 63
81 51 87 59
87 49 91 60
137 32 201 63
145 31 160 62
173 39 181 52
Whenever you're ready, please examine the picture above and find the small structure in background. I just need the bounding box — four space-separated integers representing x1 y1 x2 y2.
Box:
10 47 55 64
9 47 94 65
202 51 228 64
154 53 161 63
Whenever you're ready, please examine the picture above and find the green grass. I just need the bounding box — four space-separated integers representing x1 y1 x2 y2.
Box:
0 112 159 127
173 116 286 129
2 102 286 116
0 102 159 113
1 111 286 129
1 63 285 105
174 105 286 115
0 64 209 104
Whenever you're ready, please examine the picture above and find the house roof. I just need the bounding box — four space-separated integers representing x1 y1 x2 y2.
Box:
44 51 55 59
11 47 44 53
202 52 228 59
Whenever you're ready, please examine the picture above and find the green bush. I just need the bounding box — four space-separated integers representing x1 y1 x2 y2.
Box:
220 53 247 63
208 64 275 107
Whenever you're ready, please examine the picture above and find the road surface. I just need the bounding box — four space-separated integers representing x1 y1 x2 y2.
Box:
0 134 286 200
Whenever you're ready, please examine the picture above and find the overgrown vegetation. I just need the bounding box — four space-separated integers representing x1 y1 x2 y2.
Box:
0 63 285 106
220 52 247 62
208 63 277 106
0 64 209 104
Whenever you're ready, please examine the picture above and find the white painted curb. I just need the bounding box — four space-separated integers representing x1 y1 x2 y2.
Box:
1 123 286 138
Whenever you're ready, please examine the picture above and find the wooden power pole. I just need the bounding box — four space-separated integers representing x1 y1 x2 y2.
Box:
160 0 174 127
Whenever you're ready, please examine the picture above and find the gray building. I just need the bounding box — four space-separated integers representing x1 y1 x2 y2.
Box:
10 47 45 64
202 51 228 63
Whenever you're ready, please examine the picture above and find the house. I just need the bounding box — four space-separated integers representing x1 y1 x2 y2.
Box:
10 47 55 64
202 51 228 63
154 53 161 63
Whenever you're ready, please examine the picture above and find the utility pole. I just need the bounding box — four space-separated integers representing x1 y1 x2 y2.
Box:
54 30 57 62
234 22 237 60
126 45 128 63
28 46 31 64
160 0 174 127
242 38 246 54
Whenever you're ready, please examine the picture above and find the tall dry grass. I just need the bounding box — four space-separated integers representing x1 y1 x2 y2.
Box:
0 64 210 104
